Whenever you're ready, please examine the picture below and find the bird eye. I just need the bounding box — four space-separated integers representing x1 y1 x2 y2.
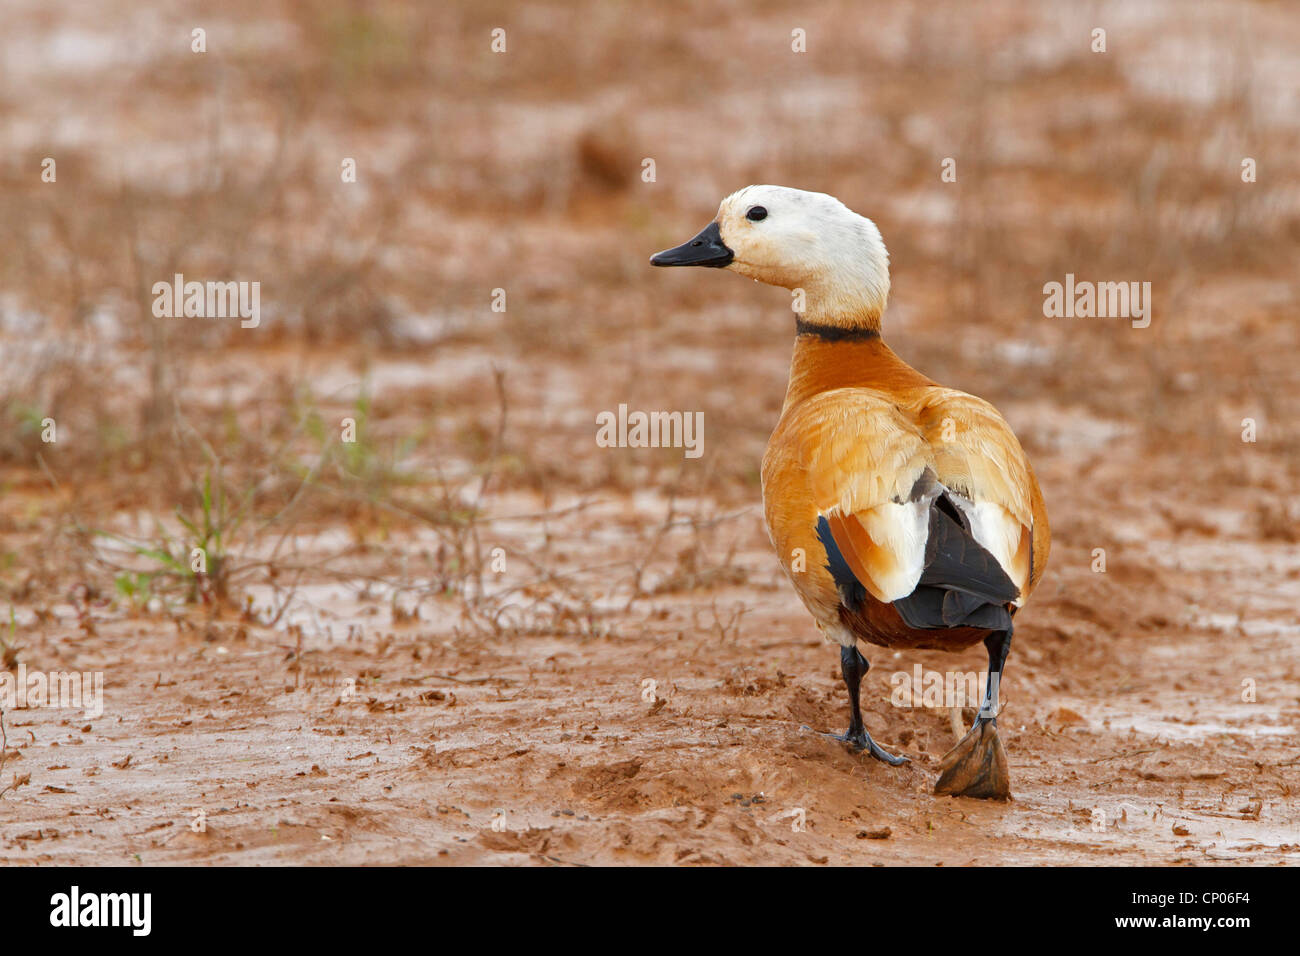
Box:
746 206 768 222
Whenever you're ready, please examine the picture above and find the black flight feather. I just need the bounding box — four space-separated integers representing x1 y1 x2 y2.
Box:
894 497 1019 630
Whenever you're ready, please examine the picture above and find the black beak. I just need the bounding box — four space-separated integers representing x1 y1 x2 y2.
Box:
649 221 734 268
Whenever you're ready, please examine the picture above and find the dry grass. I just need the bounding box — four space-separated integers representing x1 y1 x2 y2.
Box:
1 0 1298 686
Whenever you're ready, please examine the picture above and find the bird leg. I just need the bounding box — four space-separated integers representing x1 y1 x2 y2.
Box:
947 706 966 742
822 645 908 766
935 626 1012 799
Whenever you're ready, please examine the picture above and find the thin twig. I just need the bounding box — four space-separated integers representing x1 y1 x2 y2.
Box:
1092 748 1157 763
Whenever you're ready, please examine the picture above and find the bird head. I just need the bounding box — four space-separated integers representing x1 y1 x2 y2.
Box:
650 185 890 331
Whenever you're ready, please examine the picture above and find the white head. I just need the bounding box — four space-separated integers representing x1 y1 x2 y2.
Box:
651 185 890 331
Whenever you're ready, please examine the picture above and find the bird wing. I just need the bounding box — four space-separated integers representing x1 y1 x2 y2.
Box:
785 388 936 604
786 386 1046 609
910 387 1044 601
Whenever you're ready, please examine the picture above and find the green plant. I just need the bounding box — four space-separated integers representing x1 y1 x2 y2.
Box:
93 465 254 607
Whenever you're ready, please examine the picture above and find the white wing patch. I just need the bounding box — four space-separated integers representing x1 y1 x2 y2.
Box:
821 480 939 605
857 499 930 603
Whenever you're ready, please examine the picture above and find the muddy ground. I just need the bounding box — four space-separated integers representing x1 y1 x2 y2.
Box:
3 464 1299 866
1 0 1298 865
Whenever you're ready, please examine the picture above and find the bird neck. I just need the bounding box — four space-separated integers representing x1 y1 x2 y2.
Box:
793 318 882 342
781 326 934 412
795 275 886 334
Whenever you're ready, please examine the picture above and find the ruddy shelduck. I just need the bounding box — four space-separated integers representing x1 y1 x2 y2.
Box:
651 185 1050 799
